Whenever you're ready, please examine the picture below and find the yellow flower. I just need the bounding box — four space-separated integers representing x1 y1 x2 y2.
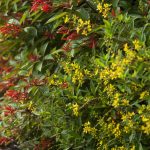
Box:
49 79 55 85
130 145 136 150
138 105 146 114
140 91 149 99
84 69 90 75
121 112 135 121
28 101 35 112
94 68 99 75
141 122 150 135
97 3 103 13
104 84 115 96
97 2 111 18
72 67 84 85
103 3 111 18
78 18 84 27
111 146 126 150
64 15 69 23
133 39 141 50
141 115 149 122
83 121 96 135
112 93 120 108
83 121 91 133
76 26 80 33
72 103 79 116
82 29 88 36
72 15 78 22
113 123 121 138
123 43 129 52
124 126 130 133
71 62 80 70
122 99 129 106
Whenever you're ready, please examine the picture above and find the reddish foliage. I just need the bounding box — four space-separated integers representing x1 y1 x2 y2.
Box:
88 36 97 49
0 23 21 37
4 106 16 116
44 31 55 39
111 9 116 17
62 31 79 40
34 138 53 150
31 0 53 13
61 82 68 88
0 137 10 145
0 81 14 92
5 90 28 102
3 66 13 73
62 42 72 51
28 54 39 62
57 26 70 34
58 2 72 8
42 3 51 12
30 78 46 86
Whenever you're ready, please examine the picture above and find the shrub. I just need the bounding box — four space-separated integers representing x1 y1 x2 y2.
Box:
0 0 150 149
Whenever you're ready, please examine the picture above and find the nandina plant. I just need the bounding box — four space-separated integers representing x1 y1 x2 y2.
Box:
0 0 150 149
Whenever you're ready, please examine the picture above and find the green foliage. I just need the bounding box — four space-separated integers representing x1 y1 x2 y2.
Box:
0 0 150 149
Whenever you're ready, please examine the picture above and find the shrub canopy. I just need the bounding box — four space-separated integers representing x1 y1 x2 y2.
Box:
0 0 150 149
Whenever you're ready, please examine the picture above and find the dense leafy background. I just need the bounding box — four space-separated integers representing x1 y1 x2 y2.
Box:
0 0 150 149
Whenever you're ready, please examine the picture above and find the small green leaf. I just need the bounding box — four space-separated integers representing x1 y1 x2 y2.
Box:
20 10 29 24
35 61 43 72
40 42 49 55
46 12 68 24
139 143 143 150
8 18 20 25
90 80 96 95
112 0 119 7
44 54 53 60
76 8 90 20
24 27 37 37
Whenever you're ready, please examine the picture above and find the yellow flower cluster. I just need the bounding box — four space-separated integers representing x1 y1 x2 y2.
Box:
107 121 121 138
111 146 126 150
64 14 92 36
83 121 96 135
100 42 139 85
141 114 150 135
138 105 149 114
112 123 121 138
121 112 135 122
64 15 69 23
72 103 79 116
141 121 150 135
84 69 93 78
27 101 35 112
133 39 142 50
76 18 92 36
111 145 135 150
112 93 129 108
104 84 116 97
72 69 84 85
121 99 129 106
71 63 84 85
123 43 136 64
140 91 149 100
112 93 120 108
97 2 111 18
48 74 62 86
62 62 84 85
100 59 125 84
62 62 71 74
